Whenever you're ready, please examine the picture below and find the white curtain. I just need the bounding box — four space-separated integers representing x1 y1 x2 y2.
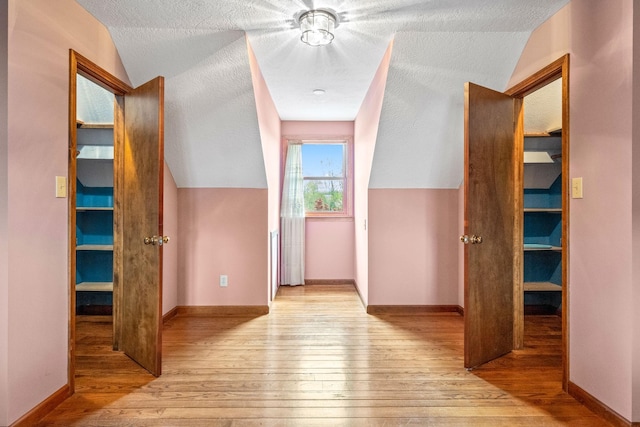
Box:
281 143 305 286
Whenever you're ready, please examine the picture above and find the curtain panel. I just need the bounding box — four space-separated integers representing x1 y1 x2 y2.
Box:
280 142 305 286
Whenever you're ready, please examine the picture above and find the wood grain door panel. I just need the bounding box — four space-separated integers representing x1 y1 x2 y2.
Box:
121 76 164 376
463 82 519 369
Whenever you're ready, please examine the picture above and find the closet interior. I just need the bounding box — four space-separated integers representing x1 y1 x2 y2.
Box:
75 75 115 315
522 78 563 316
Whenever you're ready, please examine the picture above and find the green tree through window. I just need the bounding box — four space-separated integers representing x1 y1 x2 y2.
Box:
301 142 347 215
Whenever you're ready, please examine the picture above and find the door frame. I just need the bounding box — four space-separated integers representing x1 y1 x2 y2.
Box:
505 54 570 390
68 50 132 393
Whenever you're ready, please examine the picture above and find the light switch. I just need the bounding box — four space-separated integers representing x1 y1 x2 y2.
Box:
572 177 583 199
55 176 67 198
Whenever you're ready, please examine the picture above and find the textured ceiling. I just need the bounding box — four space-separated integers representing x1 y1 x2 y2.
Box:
75 0 569 188
76 74 113 125
524 78 562 134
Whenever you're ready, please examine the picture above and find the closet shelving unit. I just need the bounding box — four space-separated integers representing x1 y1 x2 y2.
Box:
75 123 114 313
523 133 562 311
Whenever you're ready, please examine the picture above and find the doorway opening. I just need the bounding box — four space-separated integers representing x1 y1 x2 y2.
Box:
506 54 570 389
463 55 569 388
68 50 131 392
72 73 117 391
69 49 166 387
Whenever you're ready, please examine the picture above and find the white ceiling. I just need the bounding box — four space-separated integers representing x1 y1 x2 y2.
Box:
524 78 562 134
76 74 113 125
75 0 569 189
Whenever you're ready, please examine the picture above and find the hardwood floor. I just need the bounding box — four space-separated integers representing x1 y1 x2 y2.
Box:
38 284 609 426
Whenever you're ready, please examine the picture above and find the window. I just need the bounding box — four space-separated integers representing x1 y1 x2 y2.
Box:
299 140 351 217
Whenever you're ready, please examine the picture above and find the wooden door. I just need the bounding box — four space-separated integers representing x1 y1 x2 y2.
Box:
463 82 522 369
120 76 165 376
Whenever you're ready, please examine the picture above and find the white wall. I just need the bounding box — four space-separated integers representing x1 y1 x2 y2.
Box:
5 0 130 423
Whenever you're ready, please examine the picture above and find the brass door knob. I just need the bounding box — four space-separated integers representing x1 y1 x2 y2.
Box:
144 236 171 246
460 235 483 244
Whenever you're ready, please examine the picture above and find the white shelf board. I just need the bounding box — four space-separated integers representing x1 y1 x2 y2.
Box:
524 282 562 292
524 245 562 251
77 145 114 160
524 208 562 213
76 282 113 292
76 244 113 251
77 206 113 211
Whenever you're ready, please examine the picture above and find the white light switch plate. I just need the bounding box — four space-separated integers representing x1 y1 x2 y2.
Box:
55 176 67 198
572 177 583 199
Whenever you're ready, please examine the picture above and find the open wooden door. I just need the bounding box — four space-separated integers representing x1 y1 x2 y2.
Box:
120 76 165 376
463 82 522 369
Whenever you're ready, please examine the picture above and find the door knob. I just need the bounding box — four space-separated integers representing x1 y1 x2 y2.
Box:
144 235 170 246
460 234 483 244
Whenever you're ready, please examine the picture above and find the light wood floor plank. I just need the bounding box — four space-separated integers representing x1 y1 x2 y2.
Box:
38 284 610 426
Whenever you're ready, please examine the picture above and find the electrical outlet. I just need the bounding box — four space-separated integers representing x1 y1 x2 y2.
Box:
219 275 228 287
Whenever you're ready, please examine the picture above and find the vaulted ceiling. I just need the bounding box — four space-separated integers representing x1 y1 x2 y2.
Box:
75 0 569 189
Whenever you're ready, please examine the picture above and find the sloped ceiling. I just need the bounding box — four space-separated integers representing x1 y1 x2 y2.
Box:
524 78 562 134
75 0 569 189
76 74 113 125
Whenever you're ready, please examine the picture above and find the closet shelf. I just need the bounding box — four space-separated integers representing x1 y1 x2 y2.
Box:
77 206 113 211
76 282 113 292
524 244 561 251
77 123 114 129
524 208 562 213
76 244 113 251
524 282 562 292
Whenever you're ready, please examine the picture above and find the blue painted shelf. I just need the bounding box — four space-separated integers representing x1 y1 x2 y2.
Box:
75 124 115 312
523 172 562 310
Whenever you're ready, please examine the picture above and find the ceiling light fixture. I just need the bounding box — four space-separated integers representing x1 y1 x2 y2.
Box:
299 10 337 47
313 89 326 95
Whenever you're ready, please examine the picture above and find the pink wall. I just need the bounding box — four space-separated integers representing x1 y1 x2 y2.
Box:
0 3 8 424
305 219 355 280
4 0 130 423
281 121 356 282
247 40 281 301
353 42 394 305
633 3 640 420
509 0 635 420
368 189 459 305
163 163 179 315
177 188 268 306
457 184 464 308
282 121 353 137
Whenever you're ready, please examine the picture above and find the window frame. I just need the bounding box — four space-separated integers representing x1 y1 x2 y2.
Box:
282 136 353 219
